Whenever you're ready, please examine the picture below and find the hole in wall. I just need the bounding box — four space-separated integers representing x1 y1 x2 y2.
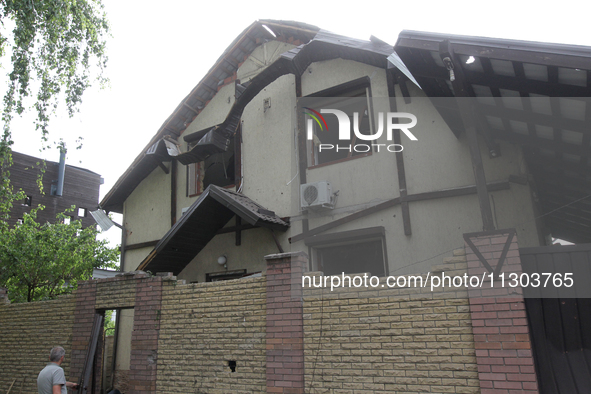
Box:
228 360 237 372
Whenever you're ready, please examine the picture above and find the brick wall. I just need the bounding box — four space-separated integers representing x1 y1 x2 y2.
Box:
70 280 98 387
0 294 76 393
156 276 267 393
465 230 539 393
266 252 308 394
0 273 166 394
302 248 481 394
0 236 543 394
129 277 163 393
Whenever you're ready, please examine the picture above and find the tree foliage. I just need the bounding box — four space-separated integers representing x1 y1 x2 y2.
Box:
0 0 110 218
0 2 114 303
104 309 115 331
0 207 119 303
0 0 110 137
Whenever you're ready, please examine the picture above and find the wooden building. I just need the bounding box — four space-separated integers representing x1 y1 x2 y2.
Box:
8 151 102 228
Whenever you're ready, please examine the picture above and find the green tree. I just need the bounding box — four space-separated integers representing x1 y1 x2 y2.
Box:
1 0 109 137
0 0 110 219
104 309 115 332
0 207 119 302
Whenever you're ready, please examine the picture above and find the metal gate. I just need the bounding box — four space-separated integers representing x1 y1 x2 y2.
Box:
520 244 591 393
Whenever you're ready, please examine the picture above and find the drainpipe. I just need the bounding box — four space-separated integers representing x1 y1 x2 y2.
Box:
56 150 66 196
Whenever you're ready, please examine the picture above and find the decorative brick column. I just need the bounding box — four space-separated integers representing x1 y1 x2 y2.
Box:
265 252 308 394
465 229 539 393
128 276 163 394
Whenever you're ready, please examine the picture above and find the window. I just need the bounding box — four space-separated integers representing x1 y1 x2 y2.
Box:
305 227 387 277
187 136 236 196
187 161 205 196
206 269 247 282
304 77 375 167
23 195 32 206
77 207 87 217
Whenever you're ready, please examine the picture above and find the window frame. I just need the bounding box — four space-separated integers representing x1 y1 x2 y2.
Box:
305 226 389 277
186 124 241 197
304 77 377 169
186 160 204 197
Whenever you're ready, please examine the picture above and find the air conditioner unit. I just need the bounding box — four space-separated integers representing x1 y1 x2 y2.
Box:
300 181 334 210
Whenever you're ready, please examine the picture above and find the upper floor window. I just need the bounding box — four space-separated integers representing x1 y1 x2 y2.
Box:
77 207 87 218
303 77 375 168
187 134 236 197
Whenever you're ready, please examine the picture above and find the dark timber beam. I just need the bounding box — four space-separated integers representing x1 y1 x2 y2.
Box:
397 36 591 70
183 102 200 115
295 74 310 239
171 160 177 226
271 230 284 253
156 160 169 175
201 83 217 94
581 71 591 171
125 240 160 251
495 130 589 156
235 216 242 246
216 221 256 234
406 61 591 98
290 181 509 243
440 40 495 231
476 101 590 134
387 68 412 236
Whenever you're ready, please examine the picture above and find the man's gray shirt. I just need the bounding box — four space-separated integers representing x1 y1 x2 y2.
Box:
37 362 67 394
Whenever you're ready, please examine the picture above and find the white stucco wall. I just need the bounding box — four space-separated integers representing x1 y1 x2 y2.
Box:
291 58 541 274
121 40 543 281
240 73 297 217
177 219 278 283
122 166 170 271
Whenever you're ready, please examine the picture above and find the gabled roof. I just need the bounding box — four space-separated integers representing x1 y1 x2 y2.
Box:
100 20 319 213
100 21 401 213
395 31 591 243
137 185 289 275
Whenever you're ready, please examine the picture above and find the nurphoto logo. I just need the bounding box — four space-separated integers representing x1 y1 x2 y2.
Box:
303 106 418 153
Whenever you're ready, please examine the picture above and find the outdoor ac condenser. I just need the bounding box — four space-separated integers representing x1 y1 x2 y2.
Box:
300 181 334 210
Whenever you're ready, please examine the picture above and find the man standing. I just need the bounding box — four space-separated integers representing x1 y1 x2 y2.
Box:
37 347 79 394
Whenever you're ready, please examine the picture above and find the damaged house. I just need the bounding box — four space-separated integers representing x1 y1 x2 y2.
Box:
2 19 589 393
94 21 591 392
101 20 588 280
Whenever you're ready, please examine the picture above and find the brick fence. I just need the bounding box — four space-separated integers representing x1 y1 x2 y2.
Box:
265 252 308 394
465 230 539 393
0 229 542 394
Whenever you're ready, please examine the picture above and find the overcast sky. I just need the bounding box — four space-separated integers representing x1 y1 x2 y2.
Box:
5 0 591 247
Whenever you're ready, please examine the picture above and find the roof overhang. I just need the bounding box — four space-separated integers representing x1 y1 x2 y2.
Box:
395 31 591 243
137 185 289 275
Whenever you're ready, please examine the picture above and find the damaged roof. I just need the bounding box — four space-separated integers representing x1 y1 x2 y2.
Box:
138 185 289 275
102 22 591 244
395 31 591 243
100 21 403 213
100 20 319 213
